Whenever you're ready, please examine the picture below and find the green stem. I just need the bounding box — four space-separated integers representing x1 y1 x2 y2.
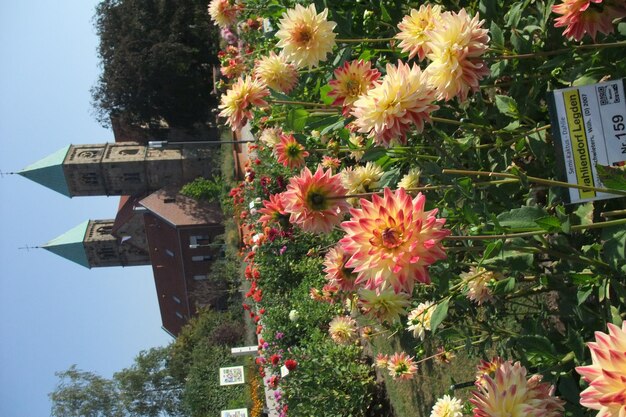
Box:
442 168 626 196
601 209 626 219
268 99 338 108
487 40 626 60
431 116 492 131
476 124 551 149
335 37 395 43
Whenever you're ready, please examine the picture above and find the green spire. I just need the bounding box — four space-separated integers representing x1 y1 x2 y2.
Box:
18 145 71 197
42 221 90 268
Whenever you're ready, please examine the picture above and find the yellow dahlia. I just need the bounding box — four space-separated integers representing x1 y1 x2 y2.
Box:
471 359 564 417
576 321 626 417
348 133 366 161
328 60 381 116
254 52 299 94
282 165 351 234
387 351 418 380
328 316 358 345
219 75 269 130
425 9 490 102
275 4 337 68
208 0 239 28
352 61 439 147
340 188 450 294
396 5 444 61
323 245 358 291
430 395 463 417
340 162 383 196
407 301 436 340
274 134 309 169
397 168 422 190
461 266 503 305
358 286 411 324
552 0 625 41
259 127 283 148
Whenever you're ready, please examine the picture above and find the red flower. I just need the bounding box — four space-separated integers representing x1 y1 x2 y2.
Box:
270 354 281 366
285 359 298 371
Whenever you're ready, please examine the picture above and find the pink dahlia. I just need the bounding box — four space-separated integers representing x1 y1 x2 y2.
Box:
218 75 269 130
282 165 351 234
274 134 309 169
340 188 449 294
425 9 490 102
552 0 626 41
258 193 288 227
471 359 564 417
351 61 439 147
576 321 626 417
328 60 381 116
387 351 418 380
323 245 358 291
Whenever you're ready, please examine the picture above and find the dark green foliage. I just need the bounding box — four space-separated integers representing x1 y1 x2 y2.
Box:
92 0 220 128
180 177 224 203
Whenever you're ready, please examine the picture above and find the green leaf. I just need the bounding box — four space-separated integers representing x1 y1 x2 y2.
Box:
596 164 626 191
602 226 626 272
429 299 449 333
611 306 623 326
496 206 548 230
573 74 599 87
286 108 309 132
490 22 504 49
619 22 626 36
558 375 581 405
573 202 594 226
379 3 392 23
535 216 562 232
319 84 335 105
495 95 519 118
490 277 516 295
360 147 386 162
505 2 524 28
577 285 594 305
514 335 558 360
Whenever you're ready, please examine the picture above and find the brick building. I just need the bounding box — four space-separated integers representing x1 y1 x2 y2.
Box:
18 136 225 337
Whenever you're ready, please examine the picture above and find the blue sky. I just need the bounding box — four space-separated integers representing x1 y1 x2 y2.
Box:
0 1 173 416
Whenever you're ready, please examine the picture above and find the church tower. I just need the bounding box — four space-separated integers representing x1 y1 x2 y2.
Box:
42 219 151 268
18 142 216 197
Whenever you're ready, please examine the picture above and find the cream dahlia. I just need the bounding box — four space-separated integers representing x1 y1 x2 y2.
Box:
323 245 358 292
396 5 444 61
328 60 381 116
358 286 411 324
328 316 358 345
274 134 309 169
397 168 422 190
552 0 626 41
352 61 439 147
219 75 269 130
275 4 337 68
576 321 626 417
254 52 299 94
425 9 490 102
340 162 383 196
282 165 350 234
208 0 239 28
461 266 503 305
407 301 436 340
471 359 564 417
259 127 283 148
258 193 288 227
387 351 418 380
340 188 450 294
430 395 463 417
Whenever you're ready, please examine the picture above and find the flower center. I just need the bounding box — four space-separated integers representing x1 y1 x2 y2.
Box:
307 190 328 210
286 143 302 158
381 227 402 248
346 79 361 97
292 24 313 45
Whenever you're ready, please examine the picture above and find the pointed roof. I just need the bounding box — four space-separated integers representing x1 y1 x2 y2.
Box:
42 220 90 268
18 145 71 197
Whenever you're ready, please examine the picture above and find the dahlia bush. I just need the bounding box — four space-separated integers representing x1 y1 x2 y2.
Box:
215 1 626 416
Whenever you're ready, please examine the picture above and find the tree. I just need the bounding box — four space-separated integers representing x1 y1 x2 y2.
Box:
50 348 185 417
92 0 220 128
50 366 123 417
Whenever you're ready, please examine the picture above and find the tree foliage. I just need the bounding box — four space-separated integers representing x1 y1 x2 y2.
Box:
92 0 220 128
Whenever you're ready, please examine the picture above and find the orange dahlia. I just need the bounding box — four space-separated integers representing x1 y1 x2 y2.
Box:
219 75 269 130
351 61 438 147
387 351 418 380
274 134 309 169
576 321 626 417
275 4 337 68
282 165 351 234
425 9 490 102
552 0 626 41
396 5 444 61
328 60 381 116
208 0 239 28
340 188 449 294
471 359 564 417
258 193 288 227
323 245 358 291
253 52 299 94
